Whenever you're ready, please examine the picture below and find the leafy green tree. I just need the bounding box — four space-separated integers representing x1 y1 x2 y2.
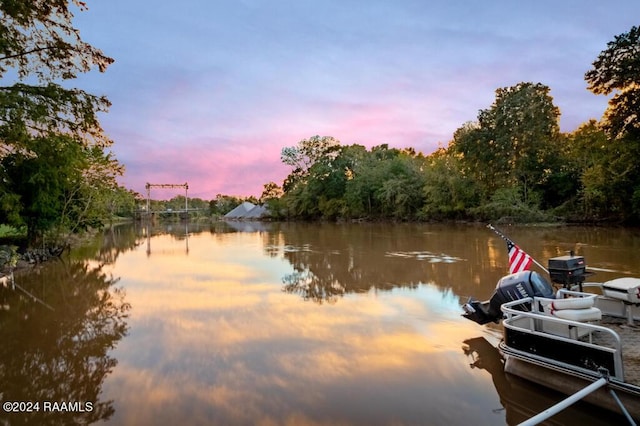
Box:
281 135 340 193
573 124 640 221
260 182 286 219
0 83 112 155
281 135 341 173
162 196 208 218
374 153 426 220
584 25 640 222
0 1 122 244
451 121 505 198
585 25 640 139
343 144 397 218
557 121 605 219
260 182 283 202
452 82 561 204
189 197 210 211
166 196 188 212
421 147 480 220
280 136 343 219
0 1 114 157
1 135 121 242
280 141 430 221
0 1 112 81
105 187 137 219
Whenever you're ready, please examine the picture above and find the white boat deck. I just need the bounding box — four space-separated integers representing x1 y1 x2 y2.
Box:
596 316 640 386
585 281 640 386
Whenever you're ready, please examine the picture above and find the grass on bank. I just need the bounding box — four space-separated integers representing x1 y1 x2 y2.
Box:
0 225 26 239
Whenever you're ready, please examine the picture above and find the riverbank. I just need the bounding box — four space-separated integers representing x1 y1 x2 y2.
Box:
0 227 105 278
0 245 63 280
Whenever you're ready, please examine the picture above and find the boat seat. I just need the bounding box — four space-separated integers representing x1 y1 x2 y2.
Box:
602 277 640 325
547 306 601 322
538 295 595 311
536 294 602 338
602 277 640 304
537 298 602 322
537 293 601 321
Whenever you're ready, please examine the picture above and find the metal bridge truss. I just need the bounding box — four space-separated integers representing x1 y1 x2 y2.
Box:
145 182 189 214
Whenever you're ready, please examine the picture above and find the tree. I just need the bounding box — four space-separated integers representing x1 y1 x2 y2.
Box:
260 182 283 202
450 121 498 197
374 153 426 220
280 136 343 219
105 187 137 220
452 82 561 204
585 25 640 139
564 121 640 221
584 25 640 222
421 147 480 220
0 1 112 81
0 1 114 156
0 1 122 244
556 121 605 219
281 135 340 193
343 144 397 218
281 135 341 173
258 182 285 219
1 135 122 242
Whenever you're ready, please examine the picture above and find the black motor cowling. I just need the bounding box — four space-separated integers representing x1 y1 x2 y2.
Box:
548 254 589 287
462 271 554 325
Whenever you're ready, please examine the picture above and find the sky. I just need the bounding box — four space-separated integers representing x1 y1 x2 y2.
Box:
69 0 640 200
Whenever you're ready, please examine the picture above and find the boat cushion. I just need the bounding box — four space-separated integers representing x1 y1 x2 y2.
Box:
550 307 602 322
538 296 594 311
602 277 640 303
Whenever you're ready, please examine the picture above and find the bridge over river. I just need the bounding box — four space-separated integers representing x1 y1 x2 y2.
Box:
136 182 205 220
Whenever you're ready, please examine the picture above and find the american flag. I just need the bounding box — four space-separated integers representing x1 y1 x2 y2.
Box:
507 240 532 273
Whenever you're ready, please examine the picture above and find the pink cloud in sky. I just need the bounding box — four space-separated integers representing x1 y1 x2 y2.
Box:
111 73 599 200
114 88 444 199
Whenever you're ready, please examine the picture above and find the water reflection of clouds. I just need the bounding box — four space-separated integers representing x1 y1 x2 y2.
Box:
101 231 498 424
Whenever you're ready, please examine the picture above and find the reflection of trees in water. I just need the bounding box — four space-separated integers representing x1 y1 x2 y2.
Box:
74 222 221 265
0 259 130 424
264 223 507 304
282 269 345 304
71 223 142 266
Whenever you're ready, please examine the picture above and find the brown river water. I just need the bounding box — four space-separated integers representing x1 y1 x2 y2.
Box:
1 222 638 425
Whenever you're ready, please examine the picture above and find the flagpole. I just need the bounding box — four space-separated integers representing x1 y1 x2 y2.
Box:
487 224 549 274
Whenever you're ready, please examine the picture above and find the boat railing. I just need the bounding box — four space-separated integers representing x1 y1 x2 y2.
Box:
555 287 597 300
501 297 625 380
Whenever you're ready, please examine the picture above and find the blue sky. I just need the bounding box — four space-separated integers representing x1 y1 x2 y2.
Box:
71 1 640 199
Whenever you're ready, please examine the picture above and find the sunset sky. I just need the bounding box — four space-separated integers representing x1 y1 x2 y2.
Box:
71 1 640 199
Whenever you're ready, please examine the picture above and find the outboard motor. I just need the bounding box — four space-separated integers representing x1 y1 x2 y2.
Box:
462 271 554 325
548 253 589 290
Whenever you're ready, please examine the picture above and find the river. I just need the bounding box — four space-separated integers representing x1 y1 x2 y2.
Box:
1 222 638 425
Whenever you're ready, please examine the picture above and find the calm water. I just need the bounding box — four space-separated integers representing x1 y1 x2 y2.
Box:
2 222 638 425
